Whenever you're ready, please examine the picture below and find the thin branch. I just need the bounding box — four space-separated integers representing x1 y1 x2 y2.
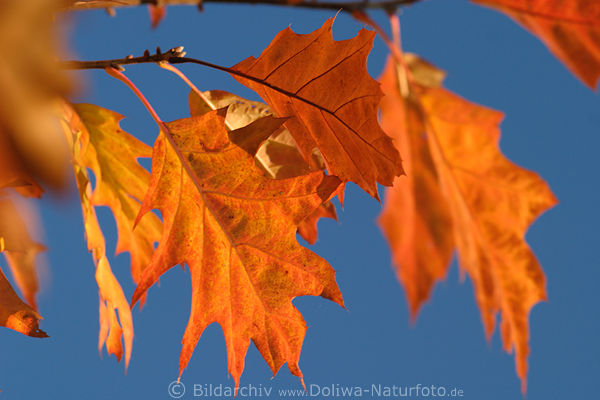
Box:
65 0 422 13
58 46 187 70
60 47 333 115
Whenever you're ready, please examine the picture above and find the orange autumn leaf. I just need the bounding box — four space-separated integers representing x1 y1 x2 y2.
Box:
60 102 136 367
230 18 403 199
378 56 557 391
94 256 130 363
72 104 162 299
0 198 45 309
378 59 454 319
257 128 338 245
473 0 600 88
257 126 338 245
298 200 337 245
132 109 343 389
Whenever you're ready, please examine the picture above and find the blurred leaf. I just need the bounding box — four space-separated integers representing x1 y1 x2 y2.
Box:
473 0 600 88
0 0 72 189
0 198 45 309
379 54 557 391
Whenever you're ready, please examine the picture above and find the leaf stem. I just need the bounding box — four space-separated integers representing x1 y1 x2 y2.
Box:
104 67 166 129
104 67 218 262
352 10 412 95
159 63 214 110
158 63 234 130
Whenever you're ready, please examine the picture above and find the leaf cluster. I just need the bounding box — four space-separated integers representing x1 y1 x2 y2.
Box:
0 0 597 393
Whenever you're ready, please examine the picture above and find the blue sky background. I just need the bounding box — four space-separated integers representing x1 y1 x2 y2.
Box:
0 1 598 399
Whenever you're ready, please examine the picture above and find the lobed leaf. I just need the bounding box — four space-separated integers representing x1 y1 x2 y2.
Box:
59 102 154 367
230 18 403 199
132 109 344 389
378 55 557 391
72 104 162 299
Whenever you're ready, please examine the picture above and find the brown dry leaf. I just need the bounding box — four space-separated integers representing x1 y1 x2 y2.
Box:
190 89 324 177
148 4 166 29
378 55 557 391
0 267 47 338
0 198 45 309
60 102 134 367
230 18 403 199
473 0 600 88
189 89 272 129
132 109 343 389
0 0 72 189
189 89 336 243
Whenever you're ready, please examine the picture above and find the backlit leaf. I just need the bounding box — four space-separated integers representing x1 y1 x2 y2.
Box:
132 109 344 389
378 58 454 319
230 18 403 199
60 102 136 367
72 104 162 299
378 55 557 391
473 0 600 87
